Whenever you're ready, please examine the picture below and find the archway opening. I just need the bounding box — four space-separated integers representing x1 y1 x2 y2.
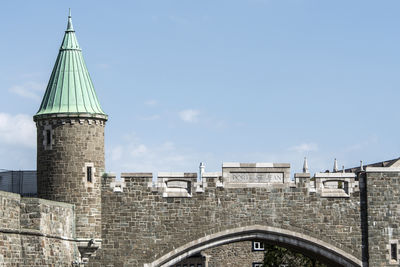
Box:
146 225 361 267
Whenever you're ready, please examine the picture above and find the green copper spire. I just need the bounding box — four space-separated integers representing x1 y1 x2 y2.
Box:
34 11 107 120
67 9 74 31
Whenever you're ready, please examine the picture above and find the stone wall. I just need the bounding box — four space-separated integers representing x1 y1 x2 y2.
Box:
365 168 400 266
205 241 264 267
5 164 400 266
0 190 79 266
36 118 105 240
0 191 22 265
90 169 363 267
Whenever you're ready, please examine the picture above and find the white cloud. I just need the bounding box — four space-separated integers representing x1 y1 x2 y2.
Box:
289 143 318 153
0 113 36 148
106 133 196 173
179 109 200 123
9 82 45 101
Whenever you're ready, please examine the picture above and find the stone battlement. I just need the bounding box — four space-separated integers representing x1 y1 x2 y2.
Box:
92 161 374 267
106 162 360 199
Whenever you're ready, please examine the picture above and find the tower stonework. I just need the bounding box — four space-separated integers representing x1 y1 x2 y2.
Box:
33 11 107 257
35 118 105 239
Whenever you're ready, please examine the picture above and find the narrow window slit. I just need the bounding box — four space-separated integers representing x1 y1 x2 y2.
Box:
87 166 92 183
46 130 51 145
391 243 397 261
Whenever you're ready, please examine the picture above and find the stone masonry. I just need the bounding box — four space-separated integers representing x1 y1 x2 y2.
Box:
205 241 264 267
1 136 400 266
36 118 105 241
89 166 363 267
364 168 400 266
0 190 78 266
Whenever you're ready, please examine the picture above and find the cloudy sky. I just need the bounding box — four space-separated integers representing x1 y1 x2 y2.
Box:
1 0 400 176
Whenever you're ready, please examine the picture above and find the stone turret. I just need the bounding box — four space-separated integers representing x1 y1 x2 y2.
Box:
33 11 106 260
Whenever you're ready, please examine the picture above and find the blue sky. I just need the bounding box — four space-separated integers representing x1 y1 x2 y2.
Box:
1 0 400 175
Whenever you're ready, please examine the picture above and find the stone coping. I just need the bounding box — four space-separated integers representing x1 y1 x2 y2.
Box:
158 172 197 178
0 190 21 199
222 163 290 168
0 192 76 209
314 173 356 178
21 197 75 209
33 112 108 121
109 172 221 179
121 173 153 178
202 172 222 178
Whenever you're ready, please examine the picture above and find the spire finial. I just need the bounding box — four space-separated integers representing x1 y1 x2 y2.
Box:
360 160 364 171
199 162 205 182
303 157 309 173
333 158 338 172
67 9 74 31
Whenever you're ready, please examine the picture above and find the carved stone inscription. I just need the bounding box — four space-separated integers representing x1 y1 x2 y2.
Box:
230 172 283 183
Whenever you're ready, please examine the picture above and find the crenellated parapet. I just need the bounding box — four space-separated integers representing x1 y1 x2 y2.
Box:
94 161 367 267
156 173 197 198
105 162 361 199
313 172 358 198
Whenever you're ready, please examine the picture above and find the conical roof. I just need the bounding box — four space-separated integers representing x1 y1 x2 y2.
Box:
34 11 107 121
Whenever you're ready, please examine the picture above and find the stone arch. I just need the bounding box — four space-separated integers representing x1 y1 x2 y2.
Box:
145 225 362 267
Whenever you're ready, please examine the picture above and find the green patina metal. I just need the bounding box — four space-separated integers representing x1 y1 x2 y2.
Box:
34 11 107 121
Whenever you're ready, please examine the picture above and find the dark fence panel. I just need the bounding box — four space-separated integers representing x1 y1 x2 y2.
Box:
0 170 37 197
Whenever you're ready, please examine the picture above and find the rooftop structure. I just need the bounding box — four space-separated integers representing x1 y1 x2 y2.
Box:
33 10 107 121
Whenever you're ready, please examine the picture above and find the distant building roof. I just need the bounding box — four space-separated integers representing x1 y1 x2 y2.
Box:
34 11 107 121
344 157 400 173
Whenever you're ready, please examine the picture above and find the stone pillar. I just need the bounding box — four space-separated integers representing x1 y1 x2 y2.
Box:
294 172 311 188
